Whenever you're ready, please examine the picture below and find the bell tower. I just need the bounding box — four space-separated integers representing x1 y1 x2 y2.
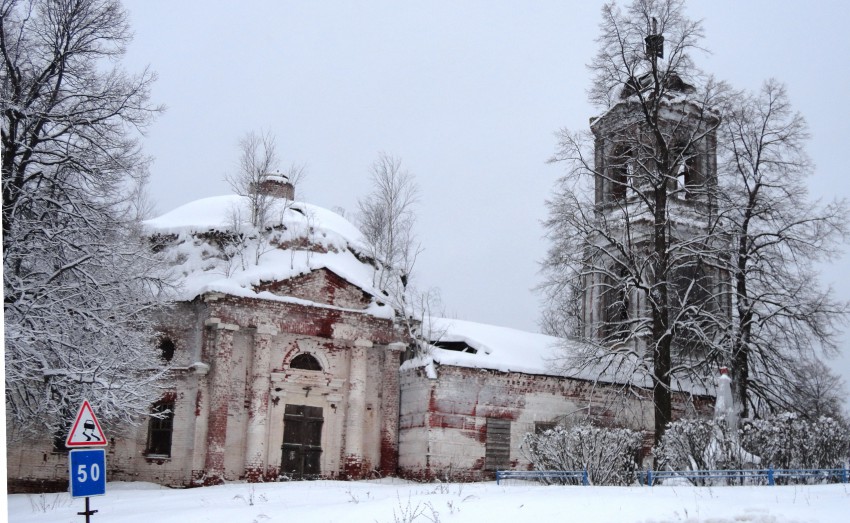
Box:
579 23 727 355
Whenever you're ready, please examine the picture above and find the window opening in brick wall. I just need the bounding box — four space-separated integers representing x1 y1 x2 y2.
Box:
485 418 511 471
52 425 70 453
145 400 174 457
158 335 175 362
534 421 558 434
290 353 322 371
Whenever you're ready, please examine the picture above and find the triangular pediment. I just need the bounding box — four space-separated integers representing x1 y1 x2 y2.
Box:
254 268 374 309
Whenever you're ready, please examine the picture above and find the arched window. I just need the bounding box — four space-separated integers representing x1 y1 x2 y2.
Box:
672 140 703 200
290 353 322 371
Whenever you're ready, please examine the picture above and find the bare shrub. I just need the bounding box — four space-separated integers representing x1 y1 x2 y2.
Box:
522 423 641 485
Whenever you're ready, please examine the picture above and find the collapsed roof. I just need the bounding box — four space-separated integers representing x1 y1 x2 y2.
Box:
144 194 393 319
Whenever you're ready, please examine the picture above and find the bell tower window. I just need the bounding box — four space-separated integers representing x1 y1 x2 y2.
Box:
672 141 704 200
601 266 630 339
608 145 631 203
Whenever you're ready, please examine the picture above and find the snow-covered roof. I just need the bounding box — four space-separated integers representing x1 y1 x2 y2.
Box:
144 194 392 319
413 317 573 376
403 317 711 394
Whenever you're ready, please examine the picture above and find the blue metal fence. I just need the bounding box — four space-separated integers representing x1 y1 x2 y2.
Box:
639 467 850 486
496 469 588 486
496 466 849 486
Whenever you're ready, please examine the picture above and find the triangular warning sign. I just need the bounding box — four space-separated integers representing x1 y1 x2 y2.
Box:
65 400 108 447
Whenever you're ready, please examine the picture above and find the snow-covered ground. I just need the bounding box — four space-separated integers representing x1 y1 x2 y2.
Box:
7 479 849 523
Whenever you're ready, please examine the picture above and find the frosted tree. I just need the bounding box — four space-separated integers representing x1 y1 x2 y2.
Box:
2 0 169 438
718 80 848 418
541 0 729 443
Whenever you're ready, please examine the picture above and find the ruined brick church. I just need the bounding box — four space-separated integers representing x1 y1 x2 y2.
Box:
6 69 719 488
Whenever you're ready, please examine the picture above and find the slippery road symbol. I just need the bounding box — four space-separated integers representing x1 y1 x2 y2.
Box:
82 420 101 442
66 400 108 447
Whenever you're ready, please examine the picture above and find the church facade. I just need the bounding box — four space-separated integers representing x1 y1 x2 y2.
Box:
6 64 724 488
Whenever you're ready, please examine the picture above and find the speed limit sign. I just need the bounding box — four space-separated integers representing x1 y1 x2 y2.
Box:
69 449 106 498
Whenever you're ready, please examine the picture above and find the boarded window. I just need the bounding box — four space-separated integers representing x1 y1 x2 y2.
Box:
290 353 322 371
281 404 323 478
146 400 174 457
485 418 511 471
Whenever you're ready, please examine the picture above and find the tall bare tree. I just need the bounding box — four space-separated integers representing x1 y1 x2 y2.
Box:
719 80 849 418
358 153 420 291
2 0 169 437
542 0 729 443
357 153 427 340
788 358 847 421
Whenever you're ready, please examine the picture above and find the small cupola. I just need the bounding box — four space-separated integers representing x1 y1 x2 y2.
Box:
254 172 295 200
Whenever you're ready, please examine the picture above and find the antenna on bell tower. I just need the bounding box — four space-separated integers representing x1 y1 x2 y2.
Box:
645 17 664 62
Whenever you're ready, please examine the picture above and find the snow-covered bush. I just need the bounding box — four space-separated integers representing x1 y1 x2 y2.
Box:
522 423 642 485
655 419 757 484
740 413 850 471
656 414 850 485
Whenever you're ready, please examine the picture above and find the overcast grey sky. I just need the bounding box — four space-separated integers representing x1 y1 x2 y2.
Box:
122 0 850 385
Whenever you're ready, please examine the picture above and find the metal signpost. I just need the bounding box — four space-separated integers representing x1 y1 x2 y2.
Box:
66 400 108 522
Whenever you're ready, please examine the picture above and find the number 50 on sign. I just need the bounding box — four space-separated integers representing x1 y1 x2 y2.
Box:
69 449 106 498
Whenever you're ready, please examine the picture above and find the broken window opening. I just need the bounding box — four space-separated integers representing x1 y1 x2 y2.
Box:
534 421 558 434
146 400 174 457
52 425 70 453
158 335 175 363
431 341 477 354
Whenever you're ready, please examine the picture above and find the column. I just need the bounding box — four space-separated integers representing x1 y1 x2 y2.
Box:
379 342 405 475
244 324 276 480
343 339 370 478
202 319 238 484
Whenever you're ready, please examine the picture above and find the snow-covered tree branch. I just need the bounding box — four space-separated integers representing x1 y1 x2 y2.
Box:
2 0 170 438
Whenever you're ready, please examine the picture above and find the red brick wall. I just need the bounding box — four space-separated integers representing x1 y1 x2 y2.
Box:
255 268 373 310
398 363 714 481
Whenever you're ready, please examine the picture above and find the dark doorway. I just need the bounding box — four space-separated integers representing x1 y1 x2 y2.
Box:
280 404 323 478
